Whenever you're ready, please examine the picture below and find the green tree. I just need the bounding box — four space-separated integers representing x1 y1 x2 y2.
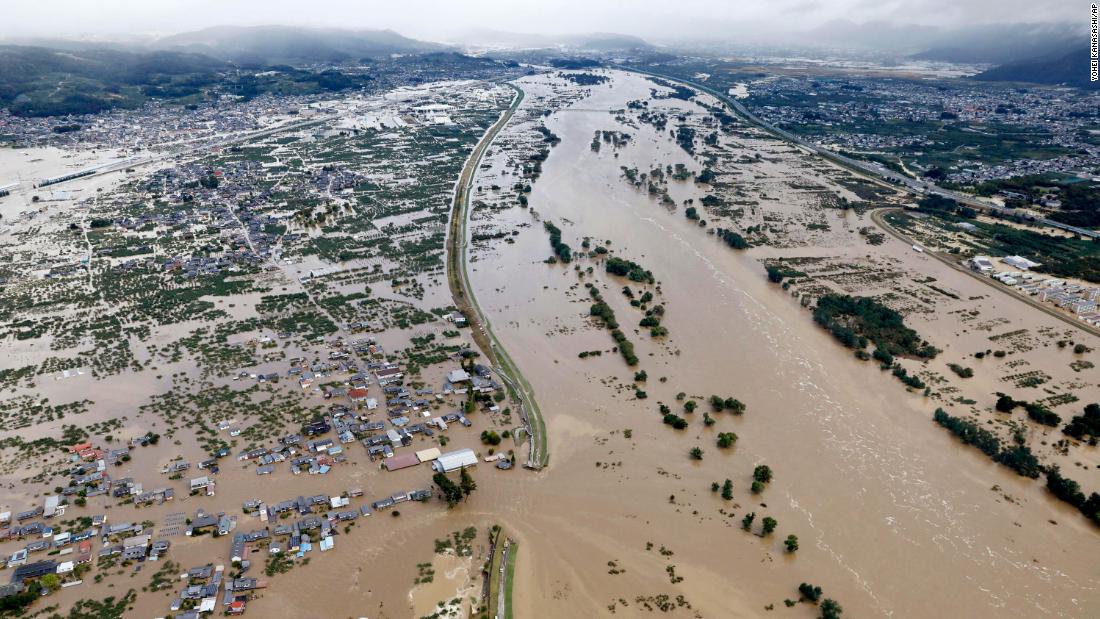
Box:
41 573 61 592
433 473 464 507
721 479 734 501
689 447 703 460
724 398 745 414
799 583 822 603
717 432 738 448
684 400 697 413
0 581 39 613
820 599 843 619
459 466 477 500
663 414 688 430
761 516 777 536
753 465 773 484
741 512 755 531
766 265 784 283
784 534 799 552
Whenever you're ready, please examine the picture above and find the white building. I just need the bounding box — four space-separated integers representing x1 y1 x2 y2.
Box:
189 476 214 492
968 256 994 273
43 495 60 518
431 448 478 473
1073 300 1098 315
1003 255 1041 271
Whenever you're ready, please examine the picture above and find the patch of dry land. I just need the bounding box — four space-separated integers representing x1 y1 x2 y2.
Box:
0 66 1096 619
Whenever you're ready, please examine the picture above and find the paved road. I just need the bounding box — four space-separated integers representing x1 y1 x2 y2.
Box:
620 67 1099 240
446 83 548 470
620 66 1100 340
495 540 511 619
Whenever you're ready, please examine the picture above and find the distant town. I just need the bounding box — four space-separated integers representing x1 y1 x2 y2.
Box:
0 12 1098 619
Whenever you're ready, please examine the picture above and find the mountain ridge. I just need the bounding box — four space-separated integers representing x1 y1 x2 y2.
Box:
152 25 449 64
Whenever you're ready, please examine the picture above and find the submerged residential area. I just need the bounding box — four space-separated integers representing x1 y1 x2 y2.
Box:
0 3 1099 619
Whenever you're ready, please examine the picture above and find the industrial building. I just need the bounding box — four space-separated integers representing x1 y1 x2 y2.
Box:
431 448 478 473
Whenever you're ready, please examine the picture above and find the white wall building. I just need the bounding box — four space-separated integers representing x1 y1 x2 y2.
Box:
431 448 477 473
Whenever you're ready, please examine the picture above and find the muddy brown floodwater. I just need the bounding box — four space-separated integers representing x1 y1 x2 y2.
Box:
463 71 1100 617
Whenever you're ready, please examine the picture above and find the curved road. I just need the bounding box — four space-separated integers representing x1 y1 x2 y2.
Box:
618 66 1100 340
620 66 1099 240
446 82 549 470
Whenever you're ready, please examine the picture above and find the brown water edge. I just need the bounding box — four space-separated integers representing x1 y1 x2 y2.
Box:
409 551 478 617
464 71 1100 618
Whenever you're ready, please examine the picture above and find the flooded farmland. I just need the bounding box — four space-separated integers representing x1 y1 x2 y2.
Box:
0 62 1097 619
463 70 1100 617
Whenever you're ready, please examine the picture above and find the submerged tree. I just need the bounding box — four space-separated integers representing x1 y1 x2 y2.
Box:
433 473 464 507
820 599 843 619
459 466 477 501
799 583 822 603
784 534 799 553
761 516 777 536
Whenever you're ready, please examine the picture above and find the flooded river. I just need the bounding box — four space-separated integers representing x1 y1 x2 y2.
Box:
464 71 1100 617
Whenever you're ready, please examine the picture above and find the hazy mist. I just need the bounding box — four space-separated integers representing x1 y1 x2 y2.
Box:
5 0 1087 42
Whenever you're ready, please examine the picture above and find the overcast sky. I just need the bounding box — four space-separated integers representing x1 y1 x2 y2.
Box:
5 0 1085 41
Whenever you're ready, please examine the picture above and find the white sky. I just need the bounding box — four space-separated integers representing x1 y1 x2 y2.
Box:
4 0 1085 41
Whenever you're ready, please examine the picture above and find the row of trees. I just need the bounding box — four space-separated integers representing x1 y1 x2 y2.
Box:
1045 466 1100 526
663 413 689 430
741 511 776 535
765 264 806 284
709 395 746 414
587 285 638 365
797 583 843 618
543 221 572 263
995 393 1062 427
933 408 1041 478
